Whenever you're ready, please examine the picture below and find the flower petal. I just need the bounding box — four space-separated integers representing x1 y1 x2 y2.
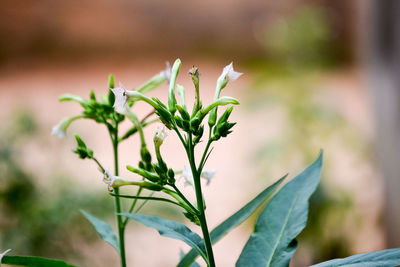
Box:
222 62 243 81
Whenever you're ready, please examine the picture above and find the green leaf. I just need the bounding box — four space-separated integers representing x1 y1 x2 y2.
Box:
178 175 287 267
2 255 76 267
236 152 323 267
311 248 400 267
179 250 201 267
120 213 209 265
80 210 120 253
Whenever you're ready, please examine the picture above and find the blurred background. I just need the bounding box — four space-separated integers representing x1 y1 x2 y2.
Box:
0 0 399 266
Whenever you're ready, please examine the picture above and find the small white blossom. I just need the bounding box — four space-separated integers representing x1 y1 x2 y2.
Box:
201 169 217 185
181 166 216 186
160 61 171 83
154 127 168 147
51 117 71 139
0 249 11 262
103 169 117 192
222 62 243 81
111 82 128 112
51 122 66 139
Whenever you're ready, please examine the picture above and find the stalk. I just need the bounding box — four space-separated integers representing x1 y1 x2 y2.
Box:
187 135 216 267
111 128 127 267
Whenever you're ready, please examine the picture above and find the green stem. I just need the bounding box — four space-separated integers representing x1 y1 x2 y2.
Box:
111 193 181 207
122 187 144 227
91 156 105 173
198 128 213 171
171 185 199 215
111 128 127 267
187 135 215 267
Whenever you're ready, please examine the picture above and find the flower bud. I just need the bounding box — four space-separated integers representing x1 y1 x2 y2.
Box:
168 59 182 113
153 127 168 148
126 165 160 183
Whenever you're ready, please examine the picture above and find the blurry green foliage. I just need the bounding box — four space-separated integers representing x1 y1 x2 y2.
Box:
255 6 343 70
0 110 113 264
243 7 370 263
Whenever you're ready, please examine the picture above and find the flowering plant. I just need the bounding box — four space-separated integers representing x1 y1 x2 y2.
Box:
1 59 400 267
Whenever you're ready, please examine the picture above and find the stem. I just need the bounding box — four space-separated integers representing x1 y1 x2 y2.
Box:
91 156 105 173
112 193 181 207
134 192 154 213
122 186 144 227
171 184 199 215
111 128 127 267
187 135 215 267
198 128 213 171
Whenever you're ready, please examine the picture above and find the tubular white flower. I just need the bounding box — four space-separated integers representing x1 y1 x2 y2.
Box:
181 166 216 187
51 115 83 139
111 82 128 111
0 249 11 262
222 62 243 81
103 169 117 192
51 120 67 139
201 169 217 185
154 126 168 147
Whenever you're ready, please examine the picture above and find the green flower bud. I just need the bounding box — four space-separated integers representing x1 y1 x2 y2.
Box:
188 66 200 108
108 74 116 106
176 104 190 121
126 165 160 183
140 146 152 163
177 84 187 110
168 59 182 113
153 127 168 148
202 97 239 115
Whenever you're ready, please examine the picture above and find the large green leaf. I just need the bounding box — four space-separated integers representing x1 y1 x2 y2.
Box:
1 256 76 267
81 210 120 253
120 213 209 265
311 248 400 267
236 152 323 267
178 175 287 267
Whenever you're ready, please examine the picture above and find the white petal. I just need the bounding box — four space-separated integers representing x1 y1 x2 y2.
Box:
161 61 171 83
51 124 66 139
0 249 11 262
154 126 168 145
201 169 216 185
181 165 194 186
222 62 243 81
111 82 128 109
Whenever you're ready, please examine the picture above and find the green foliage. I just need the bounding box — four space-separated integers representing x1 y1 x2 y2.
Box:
120 213 208 265
0 111 113 264
178 175 286 267
236 153 323 267
1 255 76 267
81 210 120 253
311 248 400 267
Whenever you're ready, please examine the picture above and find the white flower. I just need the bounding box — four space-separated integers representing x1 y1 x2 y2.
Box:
111 82 129 112
160 61 171 83
201 169 217 185
51 119 67 139
182 165 195 186
181 166 216 186
0 249 11 262
222 62 243 81
103 169 117 192
51 115 84 139
154 127 168 147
